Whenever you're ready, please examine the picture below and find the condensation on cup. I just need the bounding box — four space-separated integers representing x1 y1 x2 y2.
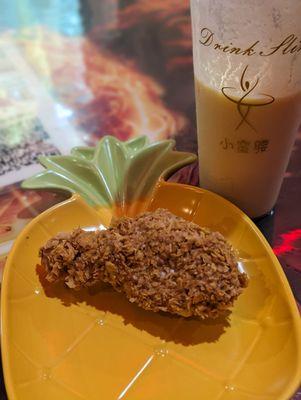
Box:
190 0 301 218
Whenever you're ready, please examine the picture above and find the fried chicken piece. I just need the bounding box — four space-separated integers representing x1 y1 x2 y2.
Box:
40 209 248 318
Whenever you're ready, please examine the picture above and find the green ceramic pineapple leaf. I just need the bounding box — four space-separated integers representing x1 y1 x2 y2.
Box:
22 135 196 208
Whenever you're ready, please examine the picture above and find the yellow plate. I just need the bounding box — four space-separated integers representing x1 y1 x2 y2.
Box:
2 181 301 400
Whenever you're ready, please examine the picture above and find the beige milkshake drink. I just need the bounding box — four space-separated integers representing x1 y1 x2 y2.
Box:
190 0 301 217
195 81 301 217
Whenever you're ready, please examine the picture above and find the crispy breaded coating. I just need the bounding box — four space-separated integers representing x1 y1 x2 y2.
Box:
40 209 248 318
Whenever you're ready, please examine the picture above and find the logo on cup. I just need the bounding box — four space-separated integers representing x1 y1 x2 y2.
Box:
221 66 275 132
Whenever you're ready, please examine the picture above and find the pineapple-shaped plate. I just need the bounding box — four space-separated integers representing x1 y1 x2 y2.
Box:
1 136 301 400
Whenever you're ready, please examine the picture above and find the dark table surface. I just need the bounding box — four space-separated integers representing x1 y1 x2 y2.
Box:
0 1 300 399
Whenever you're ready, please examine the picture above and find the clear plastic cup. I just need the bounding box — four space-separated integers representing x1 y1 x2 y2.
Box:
190 0 301 218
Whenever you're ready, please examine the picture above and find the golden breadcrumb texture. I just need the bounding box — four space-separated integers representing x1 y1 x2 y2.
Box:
40 208 248 318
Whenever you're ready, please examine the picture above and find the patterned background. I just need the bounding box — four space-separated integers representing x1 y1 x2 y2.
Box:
0 0 300 398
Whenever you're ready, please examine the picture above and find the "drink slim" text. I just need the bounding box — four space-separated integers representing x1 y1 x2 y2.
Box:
199 27 301 56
